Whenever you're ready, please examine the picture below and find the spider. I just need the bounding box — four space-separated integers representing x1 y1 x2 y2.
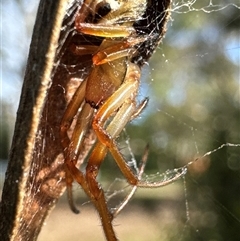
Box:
59 0 183 240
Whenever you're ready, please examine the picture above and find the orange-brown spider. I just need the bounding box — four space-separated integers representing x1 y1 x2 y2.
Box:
59 0 183 240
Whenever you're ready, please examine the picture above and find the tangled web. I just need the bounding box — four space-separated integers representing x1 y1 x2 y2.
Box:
100 1 240 240
37 1 240 240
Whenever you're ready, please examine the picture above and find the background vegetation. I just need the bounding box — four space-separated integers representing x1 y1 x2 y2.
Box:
1 1 240 240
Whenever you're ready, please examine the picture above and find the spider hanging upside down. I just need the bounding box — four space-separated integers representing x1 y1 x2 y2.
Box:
59 0 183 240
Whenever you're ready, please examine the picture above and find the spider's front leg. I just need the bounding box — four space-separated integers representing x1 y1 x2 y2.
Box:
60 80 95 213
85 62 144 201
84 62 145 241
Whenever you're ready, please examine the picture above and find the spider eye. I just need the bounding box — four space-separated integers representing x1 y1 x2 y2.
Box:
94 2 111 22
97 2 111 18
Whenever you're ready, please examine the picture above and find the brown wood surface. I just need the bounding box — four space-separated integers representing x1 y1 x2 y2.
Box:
0 1 70 240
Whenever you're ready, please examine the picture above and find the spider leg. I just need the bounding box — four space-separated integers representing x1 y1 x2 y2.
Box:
87 61 185 195
86 100 137 198
86 62 141 186
61 81 119 239
112 145 149 217
60 80 95 213
93 38 146 65
70 44 99 56
85 61 141 188
60 80 87 149
76 22 134 38
68 62 137 240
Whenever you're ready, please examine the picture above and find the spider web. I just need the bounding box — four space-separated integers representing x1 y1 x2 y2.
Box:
54 1 240 240
96 1 240 240
1 0 240 240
